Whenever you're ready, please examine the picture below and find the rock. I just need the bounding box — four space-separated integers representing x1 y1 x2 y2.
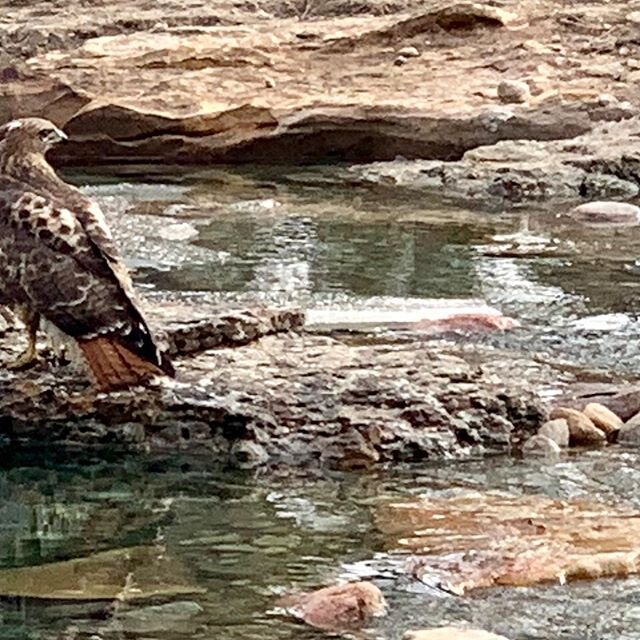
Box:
538 418 570 447
394 55 408 66
277 581 386 630
0 546 204 600
568 201 640 225
548 407 606 446
582 402 623 439
379 492 640 593
598 93 618 106
397 45 420 58
116 602 203 634
618 421 640 446
264 76 276 89
405 629 509 640
497 79 530 104
522 434 561 458
157 222 199 241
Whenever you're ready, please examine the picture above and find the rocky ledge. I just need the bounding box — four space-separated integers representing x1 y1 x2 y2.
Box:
5 299 639 469
1 0 640 173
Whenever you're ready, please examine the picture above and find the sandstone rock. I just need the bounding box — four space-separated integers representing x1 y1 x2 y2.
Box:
538 418 570 447
497 79 530 104
568 201 640 225
379 492 640 592
582 402 623 439
522 434 561 458
548 407 606 446
277 581 386 630
397 45 420 58
404 629 509 640
394 55 408 66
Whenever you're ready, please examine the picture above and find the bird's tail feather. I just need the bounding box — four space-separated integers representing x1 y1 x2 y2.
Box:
79 337 167 391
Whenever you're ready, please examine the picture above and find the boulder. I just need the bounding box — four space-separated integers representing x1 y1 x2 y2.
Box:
548 407 606 446
497 79 530 104
522 434 561 458
538 418 570 447
277 581 386 630
568 201 640 225
582 402 623 440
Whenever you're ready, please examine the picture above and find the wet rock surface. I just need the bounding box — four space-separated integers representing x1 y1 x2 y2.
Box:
0 300 573 467
377 492 640 593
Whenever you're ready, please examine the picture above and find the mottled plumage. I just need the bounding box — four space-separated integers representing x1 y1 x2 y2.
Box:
0 117 174 390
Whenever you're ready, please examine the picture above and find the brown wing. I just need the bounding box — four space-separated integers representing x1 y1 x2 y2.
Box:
0 177 174 388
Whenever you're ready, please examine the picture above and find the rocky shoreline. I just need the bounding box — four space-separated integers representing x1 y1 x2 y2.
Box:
2 299 639 469
0 0 638 203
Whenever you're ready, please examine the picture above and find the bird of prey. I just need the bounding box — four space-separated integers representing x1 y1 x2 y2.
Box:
0 117 174 390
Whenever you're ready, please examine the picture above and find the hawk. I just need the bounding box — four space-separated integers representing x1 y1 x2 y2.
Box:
0 117 175 390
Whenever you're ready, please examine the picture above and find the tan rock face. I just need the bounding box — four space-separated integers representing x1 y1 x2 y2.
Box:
277 581 386 630
548 407 606 445
538 418 569 446
0 0 636 165
377 492 640 593
405 629 510 640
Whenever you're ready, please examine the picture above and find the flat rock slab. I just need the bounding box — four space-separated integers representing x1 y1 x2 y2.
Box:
0 301 564 467
0 545 204 601
377 492 640 592
0 0 638 165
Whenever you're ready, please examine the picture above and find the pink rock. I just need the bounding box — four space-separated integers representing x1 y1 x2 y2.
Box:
277 581 387 630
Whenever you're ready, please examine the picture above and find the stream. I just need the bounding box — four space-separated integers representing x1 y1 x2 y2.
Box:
2 166 640 639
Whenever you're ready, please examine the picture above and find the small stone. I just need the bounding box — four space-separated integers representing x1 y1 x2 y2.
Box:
404 629 510 640
598 93 617 106
397 45 420 58
522 434 561 458
394 55 408 66
619 46 631 56
538 418 570 447
497 79 530 104
548 407 606 446
582 403 623 439
618 412 640 445
264 76 276 88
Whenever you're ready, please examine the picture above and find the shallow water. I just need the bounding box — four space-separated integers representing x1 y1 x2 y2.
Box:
5 166 640 639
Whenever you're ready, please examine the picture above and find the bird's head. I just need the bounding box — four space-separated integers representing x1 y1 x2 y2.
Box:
0 117 68 156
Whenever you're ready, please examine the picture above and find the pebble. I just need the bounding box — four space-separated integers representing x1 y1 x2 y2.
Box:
548 407 606 446
598 93 618 106
404 629 510 640
394 55 408 66
497 79 530 104
582 403 623 439
627 11 640 25
522 434 561 458
264 76 276 88
397 45 420 58
538 418 570 447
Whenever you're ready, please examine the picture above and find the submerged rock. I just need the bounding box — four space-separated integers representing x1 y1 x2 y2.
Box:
277 581 386 630
378 492 640 593
0 546 204 600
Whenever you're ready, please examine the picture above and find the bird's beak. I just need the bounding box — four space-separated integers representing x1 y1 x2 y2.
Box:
44 127 68 146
